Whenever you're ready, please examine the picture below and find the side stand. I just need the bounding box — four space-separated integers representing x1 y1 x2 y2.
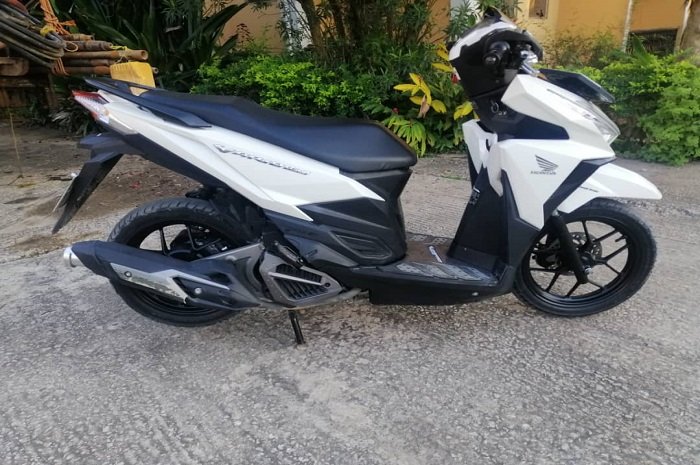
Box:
287 310 306 345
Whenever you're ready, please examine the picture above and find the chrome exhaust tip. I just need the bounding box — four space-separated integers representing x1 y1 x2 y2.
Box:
63 247 84 268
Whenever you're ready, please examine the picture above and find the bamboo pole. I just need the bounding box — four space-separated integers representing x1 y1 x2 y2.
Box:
62 58 114 67
64 65 111 75
68 40 113 51
63 50 149 61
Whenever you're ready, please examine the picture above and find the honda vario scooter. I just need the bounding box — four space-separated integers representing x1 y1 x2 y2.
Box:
57 8 661 343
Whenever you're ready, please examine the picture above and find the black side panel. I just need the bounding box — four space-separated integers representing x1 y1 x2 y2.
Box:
539 69 615 104
121 133 228 188
268 198 404 266
472 94 569 141
448 169 505 269
267 169 412 266
52 134 130 233
502 172 542 265
448 170 540 267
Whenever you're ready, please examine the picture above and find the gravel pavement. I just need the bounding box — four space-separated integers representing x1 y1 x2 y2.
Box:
1 148 699 464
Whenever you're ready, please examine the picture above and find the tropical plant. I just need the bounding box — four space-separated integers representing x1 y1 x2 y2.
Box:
365 45 473 155
54 0 248 90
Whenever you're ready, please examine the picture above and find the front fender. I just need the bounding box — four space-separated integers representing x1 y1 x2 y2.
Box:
557 162 662 214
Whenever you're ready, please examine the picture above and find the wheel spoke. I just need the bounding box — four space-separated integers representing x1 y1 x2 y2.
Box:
604 262 621 275
602 243 629 262
529 267 558 273
186 225 196 249
593 229 620 244
581 220 591 244
545 270 562 292
587 278 604 289
566 282 580 297
158 228 169 255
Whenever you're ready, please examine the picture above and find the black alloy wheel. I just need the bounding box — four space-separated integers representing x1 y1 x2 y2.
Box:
514 198 656 316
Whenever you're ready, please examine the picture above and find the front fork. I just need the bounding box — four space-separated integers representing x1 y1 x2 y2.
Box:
549 212 589 284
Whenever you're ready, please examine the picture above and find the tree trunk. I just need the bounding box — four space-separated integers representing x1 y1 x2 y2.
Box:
621 0 634 52
681 0 700 57
297 0 325 57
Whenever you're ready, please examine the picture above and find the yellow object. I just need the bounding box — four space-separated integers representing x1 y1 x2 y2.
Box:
39 25 55 37
109 62 155 94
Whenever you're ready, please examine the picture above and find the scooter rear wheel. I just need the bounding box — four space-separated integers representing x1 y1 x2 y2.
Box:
108 197 248 326
513 198 656 316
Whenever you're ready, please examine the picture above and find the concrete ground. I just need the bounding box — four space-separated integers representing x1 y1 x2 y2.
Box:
1 128 699 464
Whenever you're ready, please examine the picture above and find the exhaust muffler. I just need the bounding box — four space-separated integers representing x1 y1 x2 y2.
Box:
63 247 84 268
64 241 261 310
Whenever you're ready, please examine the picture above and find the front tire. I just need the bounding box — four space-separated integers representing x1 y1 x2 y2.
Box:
514 198 656 316
109 197 249 327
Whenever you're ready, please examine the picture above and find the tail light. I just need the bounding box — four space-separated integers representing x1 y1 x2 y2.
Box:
73 91 109 122
72 90 135 134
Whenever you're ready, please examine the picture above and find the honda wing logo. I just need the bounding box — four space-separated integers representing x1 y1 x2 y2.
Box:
531 155 558 175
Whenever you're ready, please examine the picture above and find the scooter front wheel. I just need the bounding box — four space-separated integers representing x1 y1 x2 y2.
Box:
513 198 656 316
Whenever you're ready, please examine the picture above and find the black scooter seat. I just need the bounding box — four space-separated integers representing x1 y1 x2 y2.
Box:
140 89 417 173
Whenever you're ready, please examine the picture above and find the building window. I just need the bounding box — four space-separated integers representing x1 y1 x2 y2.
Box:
630 29 678 56
529 0 548 19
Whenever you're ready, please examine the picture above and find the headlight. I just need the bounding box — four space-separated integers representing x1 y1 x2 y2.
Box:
547 88 620 143
581 101 620 144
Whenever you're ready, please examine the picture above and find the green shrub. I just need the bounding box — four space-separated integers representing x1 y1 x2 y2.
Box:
639 63 700 165
571 53 700 165
193 55 385 118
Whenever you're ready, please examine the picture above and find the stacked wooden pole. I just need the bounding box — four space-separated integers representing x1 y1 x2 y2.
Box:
60 34 149 76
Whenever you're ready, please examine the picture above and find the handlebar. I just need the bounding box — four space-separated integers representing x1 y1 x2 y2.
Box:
483 41 510 68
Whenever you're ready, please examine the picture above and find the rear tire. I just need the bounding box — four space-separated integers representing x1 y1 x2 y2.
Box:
109 197 248 327
514 199 656 316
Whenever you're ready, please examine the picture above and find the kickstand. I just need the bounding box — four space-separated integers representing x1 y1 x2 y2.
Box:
287 310 306 345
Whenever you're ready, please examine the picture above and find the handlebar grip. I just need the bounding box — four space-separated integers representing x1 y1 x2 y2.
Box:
483 41 510 67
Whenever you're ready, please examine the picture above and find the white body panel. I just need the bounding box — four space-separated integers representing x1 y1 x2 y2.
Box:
462 119 496 171
557 163 662 214
492 139 614 227
96 68 660 234
463 74 663 228
104 101 383 221
502 75 614 152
